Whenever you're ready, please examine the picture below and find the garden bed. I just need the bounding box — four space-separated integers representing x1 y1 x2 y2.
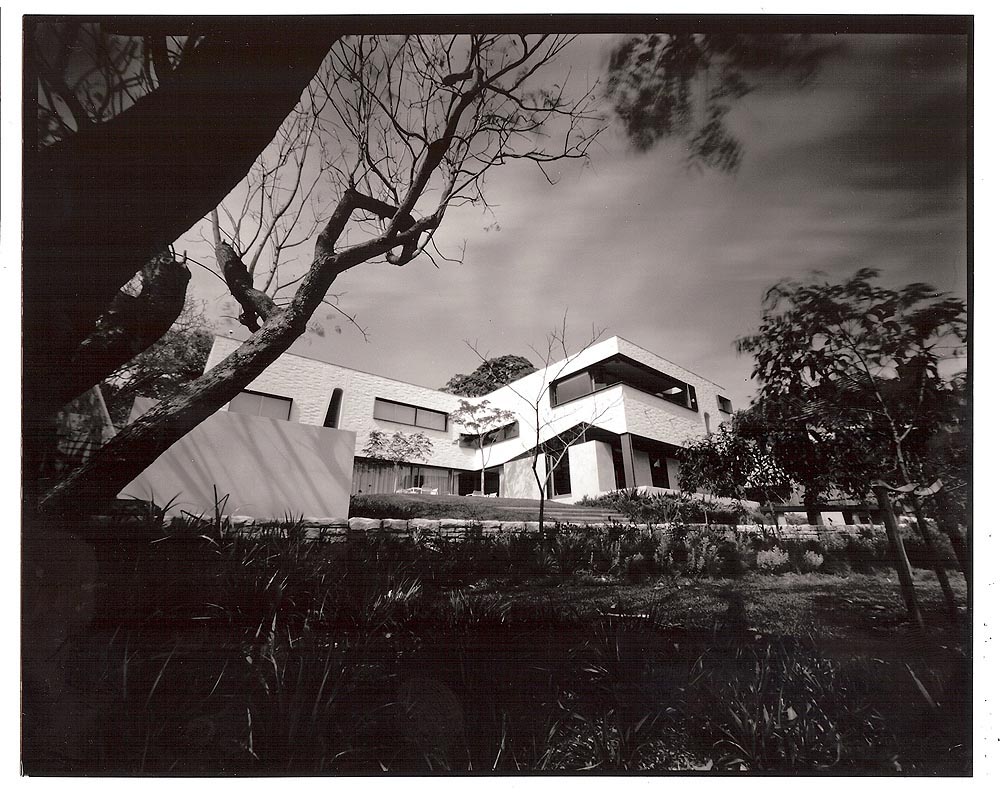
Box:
22 513 970 776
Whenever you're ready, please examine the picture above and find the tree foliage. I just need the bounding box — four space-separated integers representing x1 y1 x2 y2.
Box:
736 267 967 497
452 399 516 491
679 411 792 506
362 429 434 465
606 32 832 170
443 355 535 396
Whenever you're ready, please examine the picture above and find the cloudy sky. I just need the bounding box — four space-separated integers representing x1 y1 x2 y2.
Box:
184 31 968 406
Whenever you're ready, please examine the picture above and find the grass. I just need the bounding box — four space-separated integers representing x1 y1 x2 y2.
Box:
22 512 971 776
464 569 967 643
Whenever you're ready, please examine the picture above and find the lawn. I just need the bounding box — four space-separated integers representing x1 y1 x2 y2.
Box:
23 516 971 776
466 569 967 645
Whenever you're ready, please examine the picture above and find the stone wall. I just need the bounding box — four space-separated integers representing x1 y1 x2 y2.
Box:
227 516 886 542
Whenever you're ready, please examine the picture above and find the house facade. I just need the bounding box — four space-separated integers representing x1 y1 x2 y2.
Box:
205 335 734 505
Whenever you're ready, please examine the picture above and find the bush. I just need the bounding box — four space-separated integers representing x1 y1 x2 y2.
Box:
800 550 824 572
579 489 751 526
757 547 790 572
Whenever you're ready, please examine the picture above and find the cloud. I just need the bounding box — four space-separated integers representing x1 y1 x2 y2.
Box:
221 33 967 409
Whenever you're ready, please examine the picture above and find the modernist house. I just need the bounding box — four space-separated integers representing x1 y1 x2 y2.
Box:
204 335 734 505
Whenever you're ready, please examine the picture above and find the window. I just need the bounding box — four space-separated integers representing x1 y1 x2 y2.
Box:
324 388 343 428
415 408 448 431
373 398 448 431
484 421 519 446
717 395 733 414
228 390 292 421
551 371 594 406
649 453 670 489
460 421 519 447
548 452 572 497
549 355 700 412
687 385 698 412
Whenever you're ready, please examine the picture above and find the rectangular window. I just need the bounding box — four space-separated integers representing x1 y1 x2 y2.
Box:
373 398 448 431
649 454 670 488
228 390 292 421
551 371 594 406
483 421 519 446
415 408 448 431
717 395 733 414
548 452 572 497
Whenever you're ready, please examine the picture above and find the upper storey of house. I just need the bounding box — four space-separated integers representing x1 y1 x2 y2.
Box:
205 335 734 469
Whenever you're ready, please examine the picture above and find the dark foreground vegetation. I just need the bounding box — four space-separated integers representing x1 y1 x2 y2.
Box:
23 510 969 776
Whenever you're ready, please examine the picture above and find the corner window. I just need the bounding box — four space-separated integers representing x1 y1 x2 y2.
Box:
228 390 292 421
373 398 448 432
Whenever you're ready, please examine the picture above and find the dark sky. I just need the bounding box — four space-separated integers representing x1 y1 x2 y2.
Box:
186 32 968 405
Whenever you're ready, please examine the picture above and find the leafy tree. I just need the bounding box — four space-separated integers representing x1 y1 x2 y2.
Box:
606 32 832 171
39 33 601 515
442 355 535 396
451 399 516 494
736 268 967 618
679 410 792 512
362 430 434 494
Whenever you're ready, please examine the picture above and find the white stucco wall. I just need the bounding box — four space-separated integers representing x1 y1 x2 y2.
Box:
503 453 543 500
120 405 356 520
566 440 617 502
665 457 682 491
632 447 653 487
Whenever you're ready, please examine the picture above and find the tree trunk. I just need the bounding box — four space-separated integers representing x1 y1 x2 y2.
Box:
39 311 311 517
803 486 823 526
933 491 970 588
874 485 924 628
60 254 191 415
909 494 960 620
23 24 337 447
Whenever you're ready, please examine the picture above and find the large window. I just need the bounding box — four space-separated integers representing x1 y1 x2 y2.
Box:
551 371 594 406
549 355 700 412
228 390 292 421
547 452 572 497
373 398 448 431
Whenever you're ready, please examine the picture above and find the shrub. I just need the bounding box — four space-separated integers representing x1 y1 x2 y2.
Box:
800 550 824 572
757 547 790 572
579 489 751 526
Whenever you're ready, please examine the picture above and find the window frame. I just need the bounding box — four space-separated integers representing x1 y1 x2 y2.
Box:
372 397 449 432
548 354 701 412
227 389 293 421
